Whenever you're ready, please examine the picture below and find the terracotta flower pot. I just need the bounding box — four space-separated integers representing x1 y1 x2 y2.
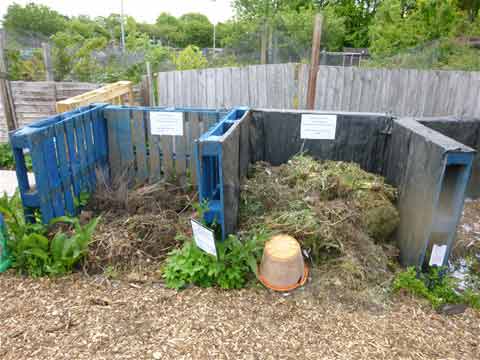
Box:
258 234 308 291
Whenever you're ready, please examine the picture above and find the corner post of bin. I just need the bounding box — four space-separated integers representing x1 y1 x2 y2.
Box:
9 129 36 222
423 150 475 267
194 107 249 240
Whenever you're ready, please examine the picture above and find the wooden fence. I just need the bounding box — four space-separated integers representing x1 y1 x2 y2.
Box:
157 64 480 118
0 81 99 142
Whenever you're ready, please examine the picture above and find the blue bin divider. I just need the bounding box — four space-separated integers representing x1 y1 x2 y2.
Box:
9 104 109 223
195 107 249 239
103 106 228 184
9 104 229 225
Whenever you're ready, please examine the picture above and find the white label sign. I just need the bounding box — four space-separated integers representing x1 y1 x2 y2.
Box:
150 112 183 136
429 244 447 266
191 219 217 257
301 114 337 140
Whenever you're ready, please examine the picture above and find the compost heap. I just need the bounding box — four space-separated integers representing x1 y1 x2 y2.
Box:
239 155 400 293
85 178 195 270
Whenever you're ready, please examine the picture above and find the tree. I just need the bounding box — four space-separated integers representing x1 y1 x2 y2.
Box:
137 22 163 41
459 0 480 21
2 3 66 36
67 16 110 39
155 12 182 46
51 31 83 81
172 45 208 70
277 5 346 53
369 0 460 56
178 13 213 48
317 0 380 48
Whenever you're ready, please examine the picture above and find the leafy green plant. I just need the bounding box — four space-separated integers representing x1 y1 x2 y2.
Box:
171 45 208 70
74 191 91 208
0 191 99 276
163 232 266 290
46 216 99 275
0 144 32 171
393 267 480 310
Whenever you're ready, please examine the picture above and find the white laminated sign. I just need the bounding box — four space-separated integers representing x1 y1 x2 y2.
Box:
301 114 337 140
429 244 447 266
191 219 217 257
150 111 184 136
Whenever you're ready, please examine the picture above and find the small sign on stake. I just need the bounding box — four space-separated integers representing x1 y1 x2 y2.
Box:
429 244 447 267
191 219 217 258
150 111 184 136
300 114 337 140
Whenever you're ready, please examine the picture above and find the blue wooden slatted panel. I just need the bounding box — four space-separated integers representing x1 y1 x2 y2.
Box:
132 110 148 183
74 114 90 192
106 109 122 180
29 131 55 222
10 105 227 224
95 107 109 172
54 122 75 216
82 114 97 189
11 146 36 221
65 120 82 199
42 130 65 217
117 110 135 181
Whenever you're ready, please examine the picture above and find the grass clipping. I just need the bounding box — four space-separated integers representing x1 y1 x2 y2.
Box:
239 155 400 290
85 176 195 271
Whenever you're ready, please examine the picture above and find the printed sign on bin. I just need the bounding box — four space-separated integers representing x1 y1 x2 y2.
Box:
300 114 337 140
191 219 217 258
150 111 184 136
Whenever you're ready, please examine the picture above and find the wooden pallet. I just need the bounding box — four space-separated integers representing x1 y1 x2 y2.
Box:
56 81 134 113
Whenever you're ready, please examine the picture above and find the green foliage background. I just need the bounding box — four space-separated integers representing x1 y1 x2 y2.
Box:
2 1 480 82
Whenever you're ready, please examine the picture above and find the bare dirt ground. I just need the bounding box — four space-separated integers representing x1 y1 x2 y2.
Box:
2 199 480 359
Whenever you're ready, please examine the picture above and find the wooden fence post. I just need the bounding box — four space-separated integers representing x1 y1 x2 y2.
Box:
140 75 149 106
306 14 323 110
42 42 54 81
0 31 18 131
146 61 156 107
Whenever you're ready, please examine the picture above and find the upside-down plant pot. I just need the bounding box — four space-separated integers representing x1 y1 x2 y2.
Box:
258 234 308 291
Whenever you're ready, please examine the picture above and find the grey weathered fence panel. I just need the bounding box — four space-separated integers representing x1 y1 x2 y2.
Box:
0 81 99 142
157 64 480 119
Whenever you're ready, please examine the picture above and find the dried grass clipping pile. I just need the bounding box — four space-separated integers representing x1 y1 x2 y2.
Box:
239 155 400 290
86 174 195 270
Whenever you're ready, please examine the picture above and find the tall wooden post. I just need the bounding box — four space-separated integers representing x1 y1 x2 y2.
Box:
306 14 323 110
0 31 17 131
260 21 268 64
146 62 155 107
42 42 54 81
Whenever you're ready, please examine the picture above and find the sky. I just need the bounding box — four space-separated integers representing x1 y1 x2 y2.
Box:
0 0 235 24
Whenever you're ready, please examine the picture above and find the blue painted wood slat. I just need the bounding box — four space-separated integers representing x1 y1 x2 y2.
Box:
54 122 75 216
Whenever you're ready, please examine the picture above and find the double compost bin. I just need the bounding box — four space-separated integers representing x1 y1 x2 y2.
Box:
6 104 479 268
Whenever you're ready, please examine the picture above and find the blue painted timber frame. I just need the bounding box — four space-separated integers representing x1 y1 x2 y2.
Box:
195 107 248 239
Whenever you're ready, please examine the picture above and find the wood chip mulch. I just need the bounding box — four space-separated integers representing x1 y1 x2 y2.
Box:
1 273 479 360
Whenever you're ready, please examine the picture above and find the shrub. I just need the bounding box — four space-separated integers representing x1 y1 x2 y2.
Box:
172 45 208 70
163 233 266 289
393 266 480 310
0 192 99 277
0 143 33 171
